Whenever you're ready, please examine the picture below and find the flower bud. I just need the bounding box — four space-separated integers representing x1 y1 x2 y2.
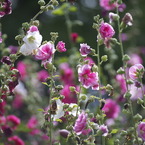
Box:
133 113 142 122
101 55 108 62
137 98 144 105
120 130 127 136
55 85 64 90
59 129 70 138
109 12 119 23
122 13 133 26
47 5 54 10
38 0 45 6
117 67 125 74
69 86 76 92
124 91 131 99
123 54 130 62
92 65 98 72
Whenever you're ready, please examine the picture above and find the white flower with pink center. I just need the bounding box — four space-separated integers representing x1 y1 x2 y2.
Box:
78 64 99 90
20 26 42 55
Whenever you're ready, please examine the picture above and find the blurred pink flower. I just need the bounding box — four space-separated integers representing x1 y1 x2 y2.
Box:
12 95 23 109
116 74 126 93
129 64 144 80
60 85 77 104
17 61 27 80
84 57 95 66
37 70 49 82
78 64 99 90
59 63 74 85
35 42 55 63
56 41 66 52
6 115 21 130
71 33 78 43
8 136 25 145
102 99 120 119
8 46 18 54
73 112 90 135
99 124 108 136
79 43 91 56
137 122 145 141
99 22 115 39
128 54 143 65
100 0 118 11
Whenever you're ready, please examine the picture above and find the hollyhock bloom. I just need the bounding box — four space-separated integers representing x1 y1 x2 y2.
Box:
118 3 126 12
53 99 64 121
17 61 27 80
8 45 18 54
116 74 126 93
56 41 66 52
12 95 23 109
128 54 143 65
6 115 20 130
137 122 145 141
68 103 79 116
59 63 74 85
1 56 12 65
102 99 120 119
73 112 90 135
122 13 133 26
100 0 118 11
59 129 70 138
71 32 78 43
79 43 91 56
78 64 99 90
121 33 128 41
0 116 6 125
8 136 25 145
35 42 55 63
99 124 108 136
27 116 40 135
99 22 115 39
129 64 144 80
84 57 95 66
109 12 119 23
2 126 13 137
20 26 42 56
37 70 49 82
0 0 12 17
60 85 77 104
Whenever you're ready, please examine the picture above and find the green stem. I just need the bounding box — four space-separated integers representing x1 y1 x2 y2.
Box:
30 0 52 23
116 6 139 145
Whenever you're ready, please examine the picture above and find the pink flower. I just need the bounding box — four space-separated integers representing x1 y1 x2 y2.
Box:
8 45 18 54
128 54 143 65
84 57 95 66
56 41 66 52
100 0 118 11
37 70 49 82
6 115 21 130
116 74 126 93
59 129 70 138
78 64 99 90
99 22 115 39
8 136 25 145
35 42 55 63
17 61 27 80
0 0 12 17
12 95 23 109
129 64 144 80
122 13 133 26
0 32 2 43
79 43 91 56
59 63 74 85
73 112 90 135
0 101 6 116
60 85 77 104
102 99 120 119
71 33 78 43
99 124 108 136
137 122 145 141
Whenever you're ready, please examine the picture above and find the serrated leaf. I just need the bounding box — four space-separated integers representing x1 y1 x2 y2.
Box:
111 129 118 134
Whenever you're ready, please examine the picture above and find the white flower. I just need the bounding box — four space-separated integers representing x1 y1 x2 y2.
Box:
68 103 80 116
20 26 42 56
53 99 64 121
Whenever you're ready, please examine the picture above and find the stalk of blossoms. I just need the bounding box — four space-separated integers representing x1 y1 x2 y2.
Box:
116 4 140 145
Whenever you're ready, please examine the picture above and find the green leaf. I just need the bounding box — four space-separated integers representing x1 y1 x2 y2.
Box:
142 119 145 122
52 8 64 15
37 108 44 112
111 129 118 134
42 82 49 87
69 6 77 12
55 119 62 122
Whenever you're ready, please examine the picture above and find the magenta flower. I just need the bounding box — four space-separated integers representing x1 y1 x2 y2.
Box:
73 112 89 135
0 32 2 43
78 64 99 90
0 0 12 17
35 42 55 63
129 64 144 80
100 0 118 11
8 136 25 145
116 74 126 93
71 32 78 43
37 70 49 82
6 115 21 130
17 61 27 80
8 45 18 54
59 63 74 85
79 43 91 56
99 124 108 136
102 99 120 119
56 41 66 52
99 22 115 39
128 54 143 65
137 122 145 141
